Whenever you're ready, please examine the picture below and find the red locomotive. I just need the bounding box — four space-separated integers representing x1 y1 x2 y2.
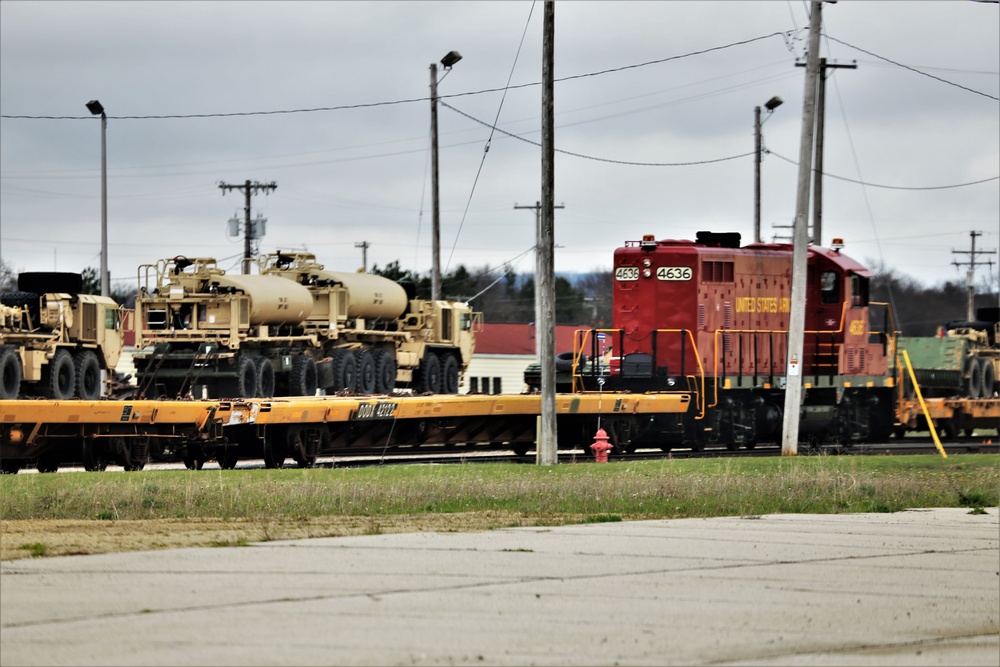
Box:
575 231 897 450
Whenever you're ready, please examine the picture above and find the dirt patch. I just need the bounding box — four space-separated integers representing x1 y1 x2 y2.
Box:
1 512 577 561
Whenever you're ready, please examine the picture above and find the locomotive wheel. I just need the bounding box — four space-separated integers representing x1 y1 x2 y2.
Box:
74 350 102 400
440 353 460 394
254 356 275 398
262 437 287 469
44 349 76 399
217 447 239 470
0 458 23 475
0 346 22 399
418 353 442 394
234 356 258 399
373 349 396 394
81 439 110 472
355 350 376 395
289 355 318 397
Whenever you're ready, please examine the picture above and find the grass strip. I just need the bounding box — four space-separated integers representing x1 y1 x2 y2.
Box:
2 455 996 560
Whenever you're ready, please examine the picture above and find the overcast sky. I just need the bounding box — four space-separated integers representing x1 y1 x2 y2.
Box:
2 1 998 297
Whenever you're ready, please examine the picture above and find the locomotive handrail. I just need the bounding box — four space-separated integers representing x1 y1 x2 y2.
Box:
571 327 707 420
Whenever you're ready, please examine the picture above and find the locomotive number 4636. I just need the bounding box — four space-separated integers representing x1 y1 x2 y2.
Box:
615 266 693 281
656 266 692 281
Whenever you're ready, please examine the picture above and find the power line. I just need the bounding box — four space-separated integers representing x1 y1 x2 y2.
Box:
442 101 753 166
1 33 793 121
822 35 1000 101
768 150 999 190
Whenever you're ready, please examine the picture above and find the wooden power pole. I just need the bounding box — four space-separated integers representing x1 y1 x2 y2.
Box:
537 0 558 466
782 0 824 456
796 57 856 246
218 180 277 274
952 231 995 321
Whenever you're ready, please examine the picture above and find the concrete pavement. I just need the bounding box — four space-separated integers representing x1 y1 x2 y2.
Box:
2 507 997 666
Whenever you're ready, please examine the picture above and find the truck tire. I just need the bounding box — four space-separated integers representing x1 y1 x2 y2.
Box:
355 349 376 395
980 359 995 398
966 356 982 399
332 349 356 393
0 346 21 399
373 349 396 394
289 355 318 397
234 355 258 399
254 356 275 398
74 350 102 400
43 349 76 399
417 353 442 394
440 352 459 394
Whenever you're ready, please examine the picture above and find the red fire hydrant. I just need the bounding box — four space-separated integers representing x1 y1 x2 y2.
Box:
589 428 613 463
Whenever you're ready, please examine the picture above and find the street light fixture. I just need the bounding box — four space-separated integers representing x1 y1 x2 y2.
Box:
754 96 783 244
430 50 462 301
85 99 109 297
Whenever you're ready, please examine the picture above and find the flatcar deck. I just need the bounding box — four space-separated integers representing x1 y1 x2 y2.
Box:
0 392 692 471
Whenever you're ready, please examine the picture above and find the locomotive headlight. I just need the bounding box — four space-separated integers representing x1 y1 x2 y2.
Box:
643 268 652 278
642 258 651 268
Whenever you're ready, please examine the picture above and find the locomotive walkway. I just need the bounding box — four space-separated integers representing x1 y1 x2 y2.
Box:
2 508 997 666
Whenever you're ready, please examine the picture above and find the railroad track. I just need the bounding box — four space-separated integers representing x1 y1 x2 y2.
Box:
20 437 997 474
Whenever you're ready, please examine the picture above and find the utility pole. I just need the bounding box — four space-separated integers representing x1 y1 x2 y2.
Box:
952 231 995 321
782 0 824 457
429 50 462 301
537 0 557 466
796 58 856 246
754 96 783 244
514 201 565 359
355 241 370 272
218 180 277 274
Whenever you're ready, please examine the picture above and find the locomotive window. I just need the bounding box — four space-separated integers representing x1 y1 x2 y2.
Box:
820 271 839 304
851 275 869 307
702 260 734 283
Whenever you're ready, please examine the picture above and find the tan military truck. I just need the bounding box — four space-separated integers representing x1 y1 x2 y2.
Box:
0 272 123 399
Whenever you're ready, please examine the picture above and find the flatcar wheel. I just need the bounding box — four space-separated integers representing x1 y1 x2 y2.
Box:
940 418 957 441
217 447 239 470
182 446 206 471
82 440 109 472
288 428 316 469
114 436 150 472
262 437 287 469
35 454 59 473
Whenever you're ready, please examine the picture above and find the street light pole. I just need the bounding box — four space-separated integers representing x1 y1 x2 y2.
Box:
86 100 108 297
430 50 462 301
753 96 782 244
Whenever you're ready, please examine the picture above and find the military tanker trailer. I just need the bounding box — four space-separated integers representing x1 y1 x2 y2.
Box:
132 254 479 400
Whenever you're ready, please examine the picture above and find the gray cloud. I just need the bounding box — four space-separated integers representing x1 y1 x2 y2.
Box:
2 1 997 294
